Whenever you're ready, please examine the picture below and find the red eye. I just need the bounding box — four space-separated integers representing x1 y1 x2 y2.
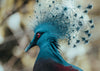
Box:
36 33 41 38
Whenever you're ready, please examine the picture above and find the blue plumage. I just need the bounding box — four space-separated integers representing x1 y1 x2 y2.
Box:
25 23 82 71
25 0 94 71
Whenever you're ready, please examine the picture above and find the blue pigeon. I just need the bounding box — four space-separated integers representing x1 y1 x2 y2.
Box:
25 0 94 71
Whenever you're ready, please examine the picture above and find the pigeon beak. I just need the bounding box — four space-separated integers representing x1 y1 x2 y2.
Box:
25 37 37 52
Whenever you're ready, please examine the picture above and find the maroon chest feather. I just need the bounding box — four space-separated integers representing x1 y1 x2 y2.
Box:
33 59 78 71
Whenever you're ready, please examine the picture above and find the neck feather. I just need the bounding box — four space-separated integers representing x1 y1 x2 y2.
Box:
36 42 69 66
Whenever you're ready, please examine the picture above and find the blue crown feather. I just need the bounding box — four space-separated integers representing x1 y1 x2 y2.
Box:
32 0 94 48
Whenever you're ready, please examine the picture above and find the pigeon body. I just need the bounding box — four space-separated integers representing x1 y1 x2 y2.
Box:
25 23 82 71
25 0 94 71
34 59 79 71
33 35 82 71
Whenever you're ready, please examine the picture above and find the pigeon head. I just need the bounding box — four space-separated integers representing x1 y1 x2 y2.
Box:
25 0 94 52
25 23 61 52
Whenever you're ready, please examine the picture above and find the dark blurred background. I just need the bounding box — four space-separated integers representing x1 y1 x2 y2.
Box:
0 0 100 71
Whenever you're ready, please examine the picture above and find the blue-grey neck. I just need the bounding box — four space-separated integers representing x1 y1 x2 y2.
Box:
36 40 83 71
36 41 70 66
